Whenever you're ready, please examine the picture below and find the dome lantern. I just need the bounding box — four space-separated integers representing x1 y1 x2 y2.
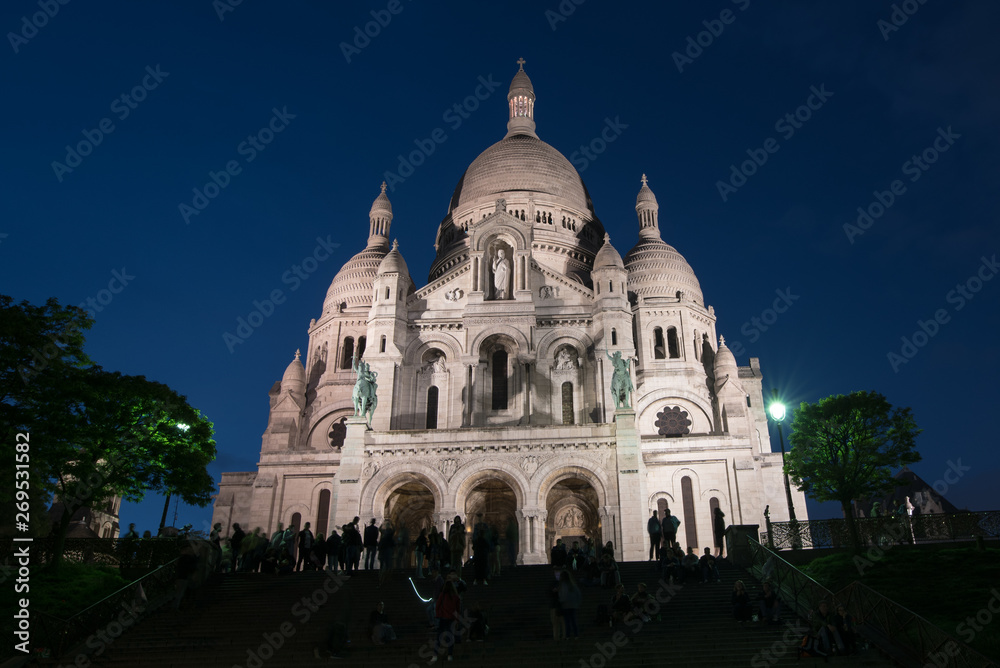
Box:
506 58 537 138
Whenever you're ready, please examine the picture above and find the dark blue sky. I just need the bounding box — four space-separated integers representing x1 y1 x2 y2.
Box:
4 1 998 533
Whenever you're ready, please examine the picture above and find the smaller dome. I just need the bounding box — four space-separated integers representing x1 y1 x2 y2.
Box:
371 181 392 216
713 336 739 392
377 240 410 277
281 350 306 392
509 58 533 95
593 233 624 271
636 174 658 208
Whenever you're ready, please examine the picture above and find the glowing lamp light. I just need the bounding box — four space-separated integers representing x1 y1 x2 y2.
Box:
768 402 786 422
177 423 190 431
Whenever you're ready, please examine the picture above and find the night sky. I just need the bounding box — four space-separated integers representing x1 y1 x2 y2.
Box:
4 1 998 534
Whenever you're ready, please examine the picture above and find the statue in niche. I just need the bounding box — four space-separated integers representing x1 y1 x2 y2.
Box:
424 353 447 374
492 248 510 300
539 285 555 300
554 348 576 371
558 507 584 529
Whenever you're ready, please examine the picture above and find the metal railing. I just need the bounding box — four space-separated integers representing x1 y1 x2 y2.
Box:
0 536 181 570
763 510 1000 550
32 558 179 658
747 537 997 667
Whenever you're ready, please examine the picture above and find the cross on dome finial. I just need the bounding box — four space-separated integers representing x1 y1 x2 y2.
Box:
641 174 648 186
380 181 387 194
603 233 610 243
517 57 526 69
392 239 399 250
719 335 726 346
294 349 301 361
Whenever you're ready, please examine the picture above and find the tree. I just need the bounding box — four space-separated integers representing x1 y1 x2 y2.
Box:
1 295 216 566
784 390 921 552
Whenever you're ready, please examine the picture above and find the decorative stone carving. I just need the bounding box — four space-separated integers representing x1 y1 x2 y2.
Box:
422 353 447 374
554 347 577 371
655 406 691 436
519 455 539 477
557 507 584 529
439 458 458 479
539 285 556 300
444 287 464 302
362 460 379 478
495 198 507 213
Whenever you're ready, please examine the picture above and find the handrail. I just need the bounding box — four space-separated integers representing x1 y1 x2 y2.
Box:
763 510 1000 550
33 557 179 657
747 536 998 667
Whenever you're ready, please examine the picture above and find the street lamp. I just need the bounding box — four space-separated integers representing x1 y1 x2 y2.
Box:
768 391 799 547
159 423 190 533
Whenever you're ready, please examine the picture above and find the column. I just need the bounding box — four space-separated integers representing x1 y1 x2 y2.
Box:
614 408 649 562
332 417 368 528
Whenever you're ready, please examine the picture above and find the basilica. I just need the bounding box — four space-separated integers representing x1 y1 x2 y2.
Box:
212 62 807 564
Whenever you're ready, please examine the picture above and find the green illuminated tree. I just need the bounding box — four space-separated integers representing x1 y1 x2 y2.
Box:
1 295 216 566
784 390 921 552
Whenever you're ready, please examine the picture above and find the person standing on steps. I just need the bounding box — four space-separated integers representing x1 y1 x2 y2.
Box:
647 510 662 562
296 522 313 572
713 507 728 559
662 508 679 550
448 515 466 572
364 518 379 570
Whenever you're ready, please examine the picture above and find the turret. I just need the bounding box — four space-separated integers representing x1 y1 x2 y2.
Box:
506 58 537 138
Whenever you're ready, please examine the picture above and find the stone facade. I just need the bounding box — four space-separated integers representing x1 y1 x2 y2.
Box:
212 62 808 564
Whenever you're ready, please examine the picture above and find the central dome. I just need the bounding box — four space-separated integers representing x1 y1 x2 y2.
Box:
447 134 593 216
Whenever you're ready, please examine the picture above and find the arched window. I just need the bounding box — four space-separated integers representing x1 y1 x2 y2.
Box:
653 328 666 359
380 335 387 353
290 512 302 532
611 328 618 346
491 350 508 410
426 386 439 429
385 287 390 300
609 280 613 293
667 327 679 359
328 417 348 449
341 337 354 369
357 336 367 359
681 476 697 549
561 382 574 425
317 490 331 536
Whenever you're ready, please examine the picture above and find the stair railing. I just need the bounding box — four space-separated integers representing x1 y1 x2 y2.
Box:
33 558 178 658
747 536 997 667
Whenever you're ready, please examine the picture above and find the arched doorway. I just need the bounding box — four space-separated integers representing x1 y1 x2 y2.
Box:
545 477 600 558
384 482 436 569
464 480 518 566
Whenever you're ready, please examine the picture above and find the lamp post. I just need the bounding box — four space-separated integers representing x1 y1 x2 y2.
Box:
767 391 800 548
158 423 190 533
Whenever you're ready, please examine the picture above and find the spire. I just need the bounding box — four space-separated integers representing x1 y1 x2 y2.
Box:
368 181 393 245
506 57 537 138
635 174 660 239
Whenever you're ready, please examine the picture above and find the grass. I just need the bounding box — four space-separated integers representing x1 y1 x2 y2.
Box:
32 562 130 619
799 546 1000 660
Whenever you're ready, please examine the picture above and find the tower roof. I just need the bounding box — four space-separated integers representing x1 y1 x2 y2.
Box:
370 181 392 217
593 233 625 271
377 239 411 278
281 349 306 390
509 57 534 95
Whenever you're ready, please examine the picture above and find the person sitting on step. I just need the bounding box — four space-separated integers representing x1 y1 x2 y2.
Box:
732 580 753 622
758 581 780 623
681 546 700 583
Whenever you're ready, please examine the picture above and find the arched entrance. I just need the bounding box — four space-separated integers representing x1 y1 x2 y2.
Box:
384 482 435 568
545 477 600 558
464 480 518 566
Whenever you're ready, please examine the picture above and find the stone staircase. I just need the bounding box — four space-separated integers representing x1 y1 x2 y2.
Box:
60 559 898 667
